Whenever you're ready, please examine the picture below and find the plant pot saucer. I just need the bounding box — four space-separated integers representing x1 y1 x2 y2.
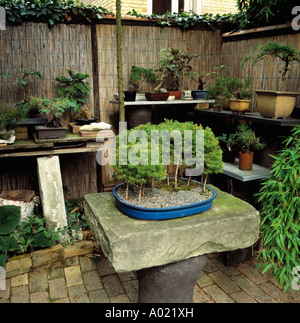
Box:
113 179 216 220
75 118 98 125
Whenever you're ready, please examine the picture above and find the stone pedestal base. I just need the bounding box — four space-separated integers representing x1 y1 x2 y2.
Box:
137 255 207 303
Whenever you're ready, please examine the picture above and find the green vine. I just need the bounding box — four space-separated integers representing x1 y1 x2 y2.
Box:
0 0 112 25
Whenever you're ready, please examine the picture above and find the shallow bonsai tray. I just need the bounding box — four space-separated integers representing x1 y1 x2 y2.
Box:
35 126 67 140
113 180 217 220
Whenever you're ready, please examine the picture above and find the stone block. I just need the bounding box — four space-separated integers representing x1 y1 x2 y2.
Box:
64 240 94 259
84 186 260 272
5 254 32 278
37 156 68 243
31 245 64 269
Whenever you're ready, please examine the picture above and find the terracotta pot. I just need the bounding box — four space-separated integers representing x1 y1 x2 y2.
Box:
169 91 182 100
255 90 299 119
239 151 254 170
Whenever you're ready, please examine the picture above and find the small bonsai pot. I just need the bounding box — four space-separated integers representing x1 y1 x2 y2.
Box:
222 150 236 163
169 91 182 100
75 117 98 125
192 90 206 99
145 92 169 101
124 91 137 102
230 99 251 112
35 126 67 140
239 151 254 170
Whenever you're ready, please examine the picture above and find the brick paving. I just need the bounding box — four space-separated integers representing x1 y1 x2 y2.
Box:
1 252 299 303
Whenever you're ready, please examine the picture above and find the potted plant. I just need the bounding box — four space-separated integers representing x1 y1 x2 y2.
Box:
205 74 230 110
0 102 27 144
112 120 223 220
235 124 265 170
161 48 196 99
189 65 227 99
218 132 238 162
228 77 253 113
26 97 79 139
125 65 157 101
241 41 300 119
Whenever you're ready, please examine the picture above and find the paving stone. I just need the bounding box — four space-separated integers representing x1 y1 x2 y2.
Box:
30 291 50 303
68 285 90 303
97 256 116 276
64 265 83 287
0 279 10 302
122 279 139 303
259 282 290 303
47 262 65 280
48 277 68 300
117 271 136 282
203 258 220 273
53 297 70 303
11 286 29 303
209 271 240 294
236 262 267 285
83 270 103 291
80 255 97 272
29 271 48 293
197 271 215 288
102 274 124 297
193 285 214 303
11 274 28 287
230 290 257 303
109 294 131 303
88 289 110 303
64 256 79 267
255 293 277 303
203 285 235 303
231 273 265 298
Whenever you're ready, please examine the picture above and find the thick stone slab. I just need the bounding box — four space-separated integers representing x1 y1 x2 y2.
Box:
84 186 260 272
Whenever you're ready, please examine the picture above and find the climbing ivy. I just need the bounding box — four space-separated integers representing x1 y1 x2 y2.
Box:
0 0 111 25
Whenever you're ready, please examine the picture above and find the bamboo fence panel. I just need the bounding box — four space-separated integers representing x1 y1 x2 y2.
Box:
221 33 300 110
0 23 94 116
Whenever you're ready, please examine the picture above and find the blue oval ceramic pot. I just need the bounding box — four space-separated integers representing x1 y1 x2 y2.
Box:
191 90 206 99
113 180 216 220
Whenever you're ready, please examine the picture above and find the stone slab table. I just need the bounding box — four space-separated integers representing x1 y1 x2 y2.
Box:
84 185 260 303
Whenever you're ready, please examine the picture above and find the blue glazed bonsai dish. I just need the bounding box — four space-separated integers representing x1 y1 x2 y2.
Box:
113 180 216 221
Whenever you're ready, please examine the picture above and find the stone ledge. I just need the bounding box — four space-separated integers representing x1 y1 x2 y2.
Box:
5 240 95 278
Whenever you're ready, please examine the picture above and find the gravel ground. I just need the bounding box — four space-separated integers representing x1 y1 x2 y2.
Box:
115 185 213 208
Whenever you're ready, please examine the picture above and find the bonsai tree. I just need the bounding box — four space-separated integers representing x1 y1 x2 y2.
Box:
0 102 27 140
255 125 300 292
113 120 223 199
55 69 91 108
128 65 157 92
189 65 227 91
158 48 196 91
25 97 78 128
218 133 238 152
241 42 300 91
235 124 265 154
153 48 174 92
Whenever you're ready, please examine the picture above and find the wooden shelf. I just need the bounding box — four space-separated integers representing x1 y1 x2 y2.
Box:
109 99 214 106
223 159 270 182
194 109 300 127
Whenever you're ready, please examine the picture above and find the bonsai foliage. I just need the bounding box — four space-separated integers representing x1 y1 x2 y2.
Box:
189 65 227 90
55 69 91 107
0 102 27 139
218 133 238 151
206 76 252 100
25 96 78 127
113 120 223 201
235 124 265 154
129 65 157 92
241 42 300 91
255 125 300 292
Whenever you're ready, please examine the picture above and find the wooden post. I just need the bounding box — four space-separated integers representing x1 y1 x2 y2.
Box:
116 0 125 122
